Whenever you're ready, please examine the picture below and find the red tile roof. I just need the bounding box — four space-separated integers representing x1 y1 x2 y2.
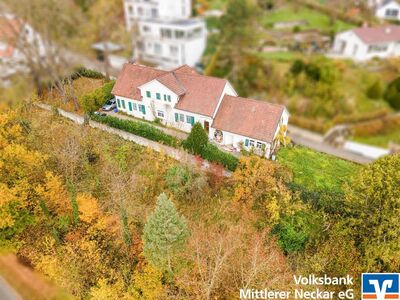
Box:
174 73 228 117
156 72 186 96
352 25 400 44
173 64 198 75
212 95 285 143
113 63 228 117
112 63 166 99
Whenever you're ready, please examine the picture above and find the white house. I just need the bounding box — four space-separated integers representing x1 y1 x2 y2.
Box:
331 25 400 61
135 19 207 68
112 63 289 158
124 0 191 31
375 0 400 21
0 14 45 81
123 0 207 69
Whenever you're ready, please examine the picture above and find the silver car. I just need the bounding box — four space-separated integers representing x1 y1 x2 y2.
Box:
102 99 117 111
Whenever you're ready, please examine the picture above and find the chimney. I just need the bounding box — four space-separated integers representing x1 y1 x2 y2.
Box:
385 27 392 34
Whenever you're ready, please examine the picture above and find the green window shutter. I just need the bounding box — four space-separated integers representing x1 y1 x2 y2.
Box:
175 113 179 122
156 93 161 100
128 102 133 111
117 99 121 108
121 100 126 109
164 95 167 101
191 116 195 125
245 139 249 147
146 91 151 98
168 95 171 102
142 105 146 115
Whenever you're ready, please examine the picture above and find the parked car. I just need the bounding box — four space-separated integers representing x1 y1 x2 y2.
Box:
102 98 117 111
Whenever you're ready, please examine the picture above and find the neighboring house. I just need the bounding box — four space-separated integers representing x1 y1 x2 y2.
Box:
124 0 191 31
112 63 289 158
331 25 400 61
0 14 45 81
375 0 400 20
123 0 207 69
135 19 207 68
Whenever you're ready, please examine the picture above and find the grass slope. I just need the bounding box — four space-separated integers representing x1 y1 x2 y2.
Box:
277 146 360 192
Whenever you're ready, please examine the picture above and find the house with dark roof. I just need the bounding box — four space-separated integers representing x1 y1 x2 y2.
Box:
331 25 400 61
112 63 289 158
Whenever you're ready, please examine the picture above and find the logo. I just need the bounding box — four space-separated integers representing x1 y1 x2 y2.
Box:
362 273 400 300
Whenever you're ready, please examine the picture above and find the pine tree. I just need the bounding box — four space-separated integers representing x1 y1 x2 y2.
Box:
183 122 209 155
143 193 190 270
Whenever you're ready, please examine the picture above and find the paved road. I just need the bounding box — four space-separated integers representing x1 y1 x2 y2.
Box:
288 125 374 164
0 277 21 300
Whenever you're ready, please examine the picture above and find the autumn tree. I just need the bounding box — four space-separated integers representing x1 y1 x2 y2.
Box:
131 264 165 300
344 154 400 272
2 0 83 98
232 156 295 225
143 193 190 271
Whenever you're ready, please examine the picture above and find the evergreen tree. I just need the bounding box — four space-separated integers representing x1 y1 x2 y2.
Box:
367 80 384 100
384 77 400 110
143 193 190 270
183 122 209 155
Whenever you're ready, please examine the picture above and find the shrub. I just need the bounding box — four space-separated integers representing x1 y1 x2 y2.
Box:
384 77 400 110
165 165 207 200
200 143 239 171
272 210 324 254
90 114 181 147
182 122 209 155
79 81 115 114
366 80 385 100
290 59 305 76
72 66 105 80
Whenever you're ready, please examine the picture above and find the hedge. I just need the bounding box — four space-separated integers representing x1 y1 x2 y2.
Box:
71 66 105 80
352 114 400 137
91 114 181 148
332 109 389 125
289 116 327 133
200 143 239 171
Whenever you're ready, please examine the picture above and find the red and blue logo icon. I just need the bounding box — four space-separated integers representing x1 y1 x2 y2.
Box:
362 273 400 300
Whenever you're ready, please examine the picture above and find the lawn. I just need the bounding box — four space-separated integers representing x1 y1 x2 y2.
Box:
262 5 354 33
258 51 301 62
277 146 360 192
352 129 400 148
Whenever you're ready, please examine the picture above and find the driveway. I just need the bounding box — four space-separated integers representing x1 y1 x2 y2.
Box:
0 277 21 300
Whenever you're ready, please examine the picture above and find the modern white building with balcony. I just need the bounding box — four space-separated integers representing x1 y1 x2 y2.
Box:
123 0 207 69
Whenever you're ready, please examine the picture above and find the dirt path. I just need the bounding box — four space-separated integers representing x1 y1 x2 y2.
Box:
0 254 59 300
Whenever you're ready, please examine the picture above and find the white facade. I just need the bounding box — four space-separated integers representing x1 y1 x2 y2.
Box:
376 1 400 20
331 29 400 61
123 0 207 69
124 0 191 30
135 19 207 68
113 66 289 158
115 80 235 133
0 14 45 80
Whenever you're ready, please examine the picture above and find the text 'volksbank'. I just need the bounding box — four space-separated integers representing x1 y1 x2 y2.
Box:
240 275 355 299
